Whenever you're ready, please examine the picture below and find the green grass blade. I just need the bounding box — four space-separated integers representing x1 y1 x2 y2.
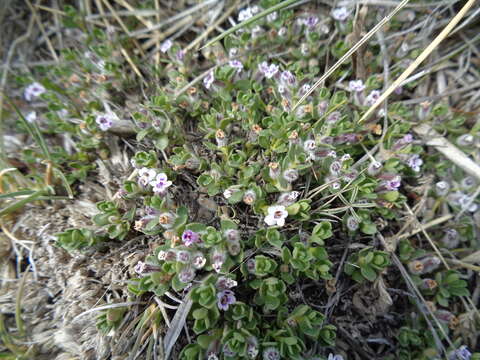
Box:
0 189 46 217
0 190 35 200
52 167 74 199
3 95 51 161
200 0 300 50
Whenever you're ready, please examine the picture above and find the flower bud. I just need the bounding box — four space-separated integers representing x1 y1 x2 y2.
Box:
419 278 438 291
441 229 459 249
326 111 341 124
243 189 257 205
134 261 161 275
227 241 241 256
215 129 227 147
435 181 450 196
277 191 300 206
176 250 191 264
346 216 359 231
192 252 206 269
329 161 342 176
408 256 441 275
268 162 280 179
283 168 299 183
158 212 176 229
178 267 195 283
461 176 476 190
456 134 474 147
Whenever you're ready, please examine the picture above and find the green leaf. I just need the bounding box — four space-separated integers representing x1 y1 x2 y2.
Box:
360 222 377 235
360 265 377 282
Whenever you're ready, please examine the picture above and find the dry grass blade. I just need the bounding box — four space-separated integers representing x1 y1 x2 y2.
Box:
358 0 477 123
200 0 301 50
413 123 480 181
292 0 410 111
163 297 192 360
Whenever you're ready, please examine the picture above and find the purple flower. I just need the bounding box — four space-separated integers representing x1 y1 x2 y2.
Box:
176 250 191 264
160 39 172 53
406 154 423 172
328 354 345 360
303 16 319 29
365 90 380 106
259 61 279 79
134 261 161 275
277 191 300 207
228 60 244 73
392 133 413 150
348 79 365 92
263 347 280 360
326 111 341 124
385 178 401 191
95 113 115 131
280 71 296 87
449 346 472 360
149 173 172 193
179 267 195 283
283 168 299 183
192 253 206 269
217 289 236 311
299 84 311 96
211 250 226 273
223 344 236 358
138 167 157 187
182 230 200 247
24 82 46 102
203 71 215 89
332 7 350 21
176 49 185 61
216 276 238 290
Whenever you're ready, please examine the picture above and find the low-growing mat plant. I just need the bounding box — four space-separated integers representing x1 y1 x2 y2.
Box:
1 0 480 359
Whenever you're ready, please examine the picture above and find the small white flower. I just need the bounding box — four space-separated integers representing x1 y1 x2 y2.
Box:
267 11 278 22
251 25 263 38
348 80 365 92
304 139 316 152
229 48 238 57
24 82 46 102
26 111 37 123
238 7 254 22
160 39 172 53
365 90 381 106
332 7 350 21
149 173 173 193
264 205 288 227
203 71 215 89
223 188 233 199
138 167 157 187
192 254 207 269
341 154 351 162
95 112 116 131
283 168 299 183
